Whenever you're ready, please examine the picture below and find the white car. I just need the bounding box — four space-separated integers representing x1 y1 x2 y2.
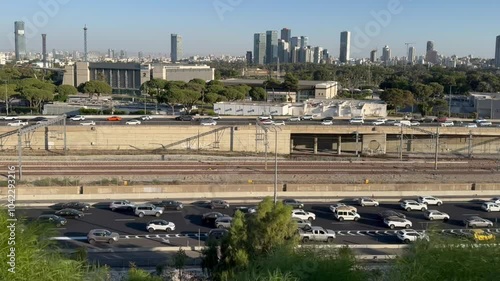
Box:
440 121 454 127
140 115 152 120
396 229 429 243
479 121 493 127
424 210 450 221
417 196 443 206
410 121 420 126
490 197 500 204
301 115 314 120
329 203 357 213
70 115 85 121
7 120 28 126
357 197 379 207
349 118 364 125
474 118 487 124
4 116 18 120
146 220 175 232
401 200 428 211
464 123 477 128
80 121 96 126
372 119 386 126
126 119 141 125
274 121 285 126
201 119 217 126
210 115 221 120
321 120 333 125
481 202 500 212
291 209 316 221
384 217 412 229
288 116 301 122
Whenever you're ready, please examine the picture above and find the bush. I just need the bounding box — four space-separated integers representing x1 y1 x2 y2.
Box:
32 178 80 186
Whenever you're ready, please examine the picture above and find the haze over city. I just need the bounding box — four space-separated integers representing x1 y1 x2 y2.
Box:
1 0 500 58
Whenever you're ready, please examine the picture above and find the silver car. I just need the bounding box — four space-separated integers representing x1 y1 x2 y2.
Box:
109 200 135 211
463 216 493 228
292 218 312 230
215 217 233 229
87 229 120 244
134 204 164 217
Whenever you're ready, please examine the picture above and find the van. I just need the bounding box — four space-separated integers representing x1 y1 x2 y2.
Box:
395 120 411 127
334 206 361 221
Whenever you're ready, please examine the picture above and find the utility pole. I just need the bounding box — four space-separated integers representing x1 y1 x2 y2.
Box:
355 131 359 156
399 125 404 160
468 131 473 158
448 85 452 117
4 81 8 116
434 127 439 170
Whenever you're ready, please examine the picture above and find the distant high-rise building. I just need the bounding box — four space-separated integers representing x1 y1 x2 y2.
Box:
119 50 126 59
313 47 323 64
107 49 112 58
83 25 88 62
426 41 434 53
278 40 290 63
408 46 415 64
266 30 278 64
370 49 377 62
41 34 47 68
14 21 26 61
339 31 351 63
171 34 183 63
300 36 308 48
290 47 299 63
253 33 266 65
281 28 291 43
290 37 300 49
111 49 116 59
322 49 330 63
138 51 144 61
495 36 500 68
246 51 253 65
382 46 391 63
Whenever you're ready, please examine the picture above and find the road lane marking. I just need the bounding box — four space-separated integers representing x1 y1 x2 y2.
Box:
50 236 87 240
462 214 478 216
84 213 92 215
115 219 135 221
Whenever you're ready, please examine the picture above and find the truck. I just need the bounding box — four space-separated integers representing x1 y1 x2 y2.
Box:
7 120 28 127
299 226 336 243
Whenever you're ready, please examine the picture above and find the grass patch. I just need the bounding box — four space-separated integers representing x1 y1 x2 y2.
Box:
32 178 80 186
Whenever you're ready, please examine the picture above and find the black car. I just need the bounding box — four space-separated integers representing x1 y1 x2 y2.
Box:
175 115 194 121
31 117 48 121
378 210 406 221
55 208 84 219
202 212 227 225
282 199 304 209
37 215 67 227
206 229 229 244
60 202 90 211
154 200 183 210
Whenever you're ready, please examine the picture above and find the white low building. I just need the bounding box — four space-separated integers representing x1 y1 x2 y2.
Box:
214 102 294 116
304 99 387 118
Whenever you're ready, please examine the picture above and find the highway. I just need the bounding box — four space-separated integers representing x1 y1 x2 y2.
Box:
17 200 500 251
1 116 498 127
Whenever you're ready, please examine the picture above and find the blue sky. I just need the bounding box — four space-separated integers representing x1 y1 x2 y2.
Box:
1 0 499 58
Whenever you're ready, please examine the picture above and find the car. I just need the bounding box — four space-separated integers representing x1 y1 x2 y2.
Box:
321 120 333 125
234 206 257 215
126 119 141 125
87 229 120 244
436 117 448 123
4 115 19 120
206 229 229 243
210 200 229 209
175 115 194 121
140 115 153 120
7 120 28 126
385 120 397 125
55 208 84 219
202 212 227 225
356 197 379 207
423 210 450 221
283 199 304 209
384 216 412 229
417 196 443 206
215 216 233 229
109 200 135 211
474 118 487 124
153 200 183 210
461 229 496 242
394 120 412 127
479 121 493 127
260 119 274 125
334 206 361 221
146 220 176 232
288 116 301 122
291 209 316 221
440 121 454 127
379 210 406 220
210 115 221 120
463 216 494 228
410 121 420 126
60 202 90 211
301 115 314 120
299 226 336 243
32 117 49 123
257 115 273 121
134 204 164 217
481 202 500 212
396 229 429 243
490 197 500 204
372 119 386 126
37 214 67 227
321 116 334 122
274 120 285 126
80 121 96 126
70 115 85 121
349 117 364 125
401 200 428 211
107 116 122 121
329 203 357 213
200 119 217 126
292 217 312 230
464 123 478 128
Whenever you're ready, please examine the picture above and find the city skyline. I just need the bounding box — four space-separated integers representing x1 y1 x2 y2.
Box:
1 0 500 58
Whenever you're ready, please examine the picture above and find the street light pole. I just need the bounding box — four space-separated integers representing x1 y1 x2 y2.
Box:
4 80 8 116
267 125 282 204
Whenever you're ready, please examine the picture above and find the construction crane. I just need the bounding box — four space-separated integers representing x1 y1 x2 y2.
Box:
404 42 416 69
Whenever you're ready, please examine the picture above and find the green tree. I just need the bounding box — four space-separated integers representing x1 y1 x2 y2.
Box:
142 79 167 97
173 247 188 280
56 85 77 102
179 89 202 112
249 87 267 101
204 92 221 104
312 69 331 81
77 80 112 98
379 89 415 110
263 78 282 90
127 264 162 281
282 73 299 93
220 87 245 101
157 87 182 115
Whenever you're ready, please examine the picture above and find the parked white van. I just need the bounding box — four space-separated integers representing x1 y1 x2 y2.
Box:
334 206 361 221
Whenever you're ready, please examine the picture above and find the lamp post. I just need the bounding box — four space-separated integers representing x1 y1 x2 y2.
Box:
267 125 282 204
4 80 8 116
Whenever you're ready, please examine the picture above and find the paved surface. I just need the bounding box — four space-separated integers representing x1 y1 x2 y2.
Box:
17 201 500 250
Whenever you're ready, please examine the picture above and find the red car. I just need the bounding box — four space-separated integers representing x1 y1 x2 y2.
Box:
107 116 122 121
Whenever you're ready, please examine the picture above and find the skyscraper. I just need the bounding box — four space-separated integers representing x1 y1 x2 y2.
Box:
313 47 323 64
300 36 308 48
14 21 27 61
266 30 278 64
382 45 391 63
246 51 253 65
370 49 377 62
278 40 290 63
171 34 183 63
426 41 434 53
42 34 47 68
281 28 291 43
290 37 300 49
253 33 266 65
408 46 415 64
495 36 500 68
339 31 351 63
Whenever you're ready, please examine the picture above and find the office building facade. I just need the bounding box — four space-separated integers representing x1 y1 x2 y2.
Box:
14 21 27 61
246 51 253 65
171 34 183 63
339 31 351 63
278 40 290 63
382 46 391 63
408 46 415 64
266 30 278 64
253 33 266 65
281 28 291 43
370 49 377 62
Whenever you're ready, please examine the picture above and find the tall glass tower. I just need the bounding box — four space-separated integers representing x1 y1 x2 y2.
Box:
14 21 27 61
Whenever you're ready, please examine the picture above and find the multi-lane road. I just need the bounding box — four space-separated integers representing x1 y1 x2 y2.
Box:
18 200 500 251
1 116 498 128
